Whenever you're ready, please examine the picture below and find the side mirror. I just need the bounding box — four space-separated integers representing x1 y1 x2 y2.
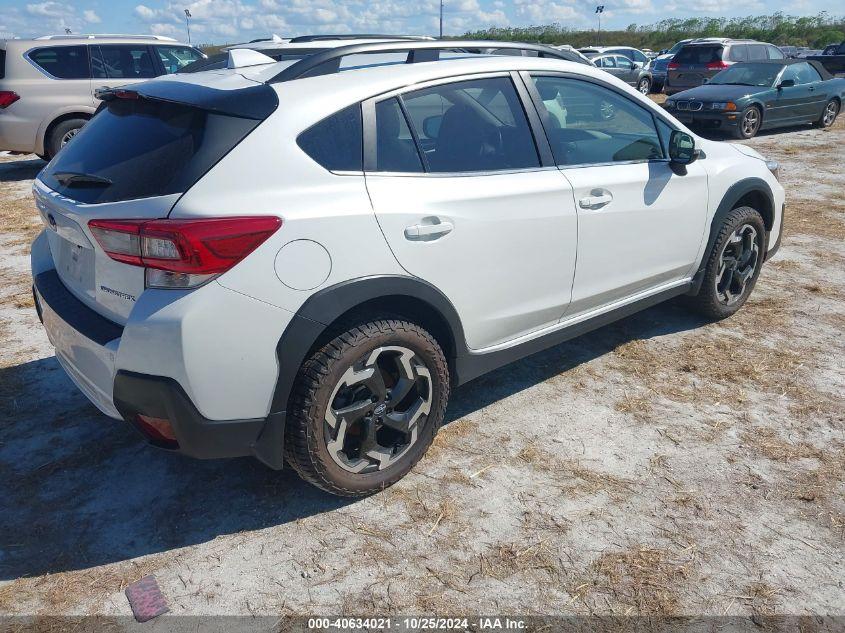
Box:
633 61 643 69
778 79 795 89
669 130 699 165
422 115 442 139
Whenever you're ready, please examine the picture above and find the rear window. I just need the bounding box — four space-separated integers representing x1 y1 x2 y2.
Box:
41 98 260 204
674 45 723 65
28 45 90 79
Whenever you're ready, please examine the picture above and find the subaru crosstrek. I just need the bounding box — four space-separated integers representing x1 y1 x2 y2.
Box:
31 41 785 496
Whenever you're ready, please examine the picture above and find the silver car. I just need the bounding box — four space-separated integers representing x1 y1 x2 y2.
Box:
0 35 204 159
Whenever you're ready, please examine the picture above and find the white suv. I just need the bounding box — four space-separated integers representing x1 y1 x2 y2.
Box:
30 41 785 496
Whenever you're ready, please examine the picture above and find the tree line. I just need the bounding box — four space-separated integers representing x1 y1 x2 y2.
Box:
462 12 845 50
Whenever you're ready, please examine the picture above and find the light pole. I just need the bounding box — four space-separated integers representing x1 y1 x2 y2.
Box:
64 27 72 35
595 5 604 46
184 8 192 44
439 0 444 38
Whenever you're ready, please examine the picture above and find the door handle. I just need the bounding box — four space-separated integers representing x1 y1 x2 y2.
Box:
404 221 454 241
579 194 613 209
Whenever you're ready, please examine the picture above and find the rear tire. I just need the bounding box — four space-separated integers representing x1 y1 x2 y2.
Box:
686 206 766 320
814 99 839 128
285 318 450 497
46 118 87 159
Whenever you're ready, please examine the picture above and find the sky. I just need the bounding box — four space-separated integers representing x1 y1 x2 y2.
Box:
0 0 832 43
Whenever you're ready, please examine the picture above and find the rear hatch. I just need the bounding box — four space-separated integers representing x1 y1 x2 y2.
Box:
668 44 725 88
36 74 278 324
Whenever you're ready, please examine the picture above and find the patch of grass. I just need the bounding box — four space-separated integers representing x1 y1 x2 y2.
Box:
574 546 695 615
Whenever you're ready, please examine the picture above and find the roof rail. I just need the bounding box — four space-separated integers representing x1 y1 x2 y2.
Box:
269 39 571 83
289 34 435 43
34 34 178 41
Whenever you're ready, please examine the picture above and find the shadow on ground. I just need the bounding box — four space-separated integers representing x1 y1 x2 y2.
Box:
0 299 707 581
0 157 44 183
694 122 819 142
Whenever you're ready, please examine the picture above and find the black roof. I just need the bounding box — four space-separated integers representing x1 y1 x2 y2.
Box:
736 58 833 81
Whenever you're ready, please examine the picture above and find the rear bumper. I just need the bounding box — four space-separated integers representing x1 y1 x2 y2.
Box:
34 269 123 419
33 271 287 467
112 371 286 465
0 111 39 154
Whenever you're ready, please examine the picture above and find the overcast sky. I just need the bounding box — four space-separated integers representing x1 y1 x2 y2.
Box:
0 0 834 43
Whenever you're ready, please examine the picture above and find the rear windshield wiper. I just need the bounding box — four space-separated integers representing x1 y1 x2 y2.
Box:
52 171 113 187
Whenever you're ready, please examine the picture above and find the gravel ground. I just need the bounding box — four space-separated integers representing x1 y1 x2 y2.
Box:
1 111 843 621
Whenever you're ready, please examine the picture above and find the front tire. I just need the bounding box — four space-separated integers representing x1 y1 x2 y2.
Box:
686 206 766 320
734 105 762 139
815 99 839 128
285 318 450 496
637 77 651 95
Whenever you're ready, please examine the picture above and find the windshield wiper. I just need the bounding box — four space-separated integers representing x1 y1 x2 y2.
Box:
714 82 754 86
53 171 113 187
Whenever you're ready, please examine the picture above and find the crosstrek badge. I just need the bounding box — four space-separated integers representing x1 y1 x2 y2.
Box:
99 285 136 302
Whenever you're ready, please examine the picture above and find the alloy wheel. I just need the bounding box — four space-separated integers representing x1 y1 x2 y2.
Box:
60 128 80 147
715 224 759 305
741 108 760 137
638 79 650 94
823 101 838 126
324 346 432 474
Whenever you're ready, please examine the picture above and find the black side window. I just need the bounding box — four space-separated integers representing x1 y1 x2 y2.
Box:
0 49 6 79
28 46 89 79
93 45 157 79
374 98 424 173
298 104 363 171
399 77 540 173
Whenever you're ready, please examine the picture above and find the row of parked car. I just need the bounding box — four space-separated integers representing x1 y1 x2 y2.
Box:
1 33 843 158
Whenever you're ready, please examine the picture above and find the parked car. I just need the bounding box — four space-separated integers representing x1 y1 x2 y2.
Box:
30 40 784 496
551 44 595 65
664 60 843 138
664 39 785 95
585 51 653 93
805 41 845 76
650 39 696 92
181 35 428 73
578 46 651 66
0 35 205 159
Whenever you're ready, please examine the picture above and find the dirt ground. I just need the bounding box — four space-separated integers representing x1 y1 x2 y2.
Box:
0 106 843 621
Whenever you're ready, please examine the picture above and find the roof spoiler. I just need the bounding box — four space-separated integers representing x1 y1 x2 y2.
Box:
268 39 572 83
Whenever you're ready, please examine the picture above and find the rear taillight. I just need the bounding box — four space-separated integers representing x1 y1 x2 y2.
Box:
88 217 282 289
667 62 680 70
0 91 20 109
706 61 729 70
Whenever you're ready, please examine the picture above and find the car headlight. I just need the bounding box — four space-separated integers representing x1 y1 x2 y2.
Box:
710 102 737 111
665 100 675 108
766 159 780 181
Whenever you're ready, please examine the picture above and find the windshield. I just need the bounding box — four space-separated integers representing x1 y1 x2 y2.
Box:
709 63 782 87
674 45 723 65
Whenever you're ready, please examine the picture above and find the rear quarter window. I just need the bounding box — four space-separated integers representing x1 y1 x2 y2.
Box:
297 104 363 172
0 49 6 79
28 45 89 79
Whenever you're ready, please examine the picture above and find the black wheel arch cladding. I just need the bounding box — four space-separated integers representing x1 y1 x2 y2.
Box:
688 177 775 296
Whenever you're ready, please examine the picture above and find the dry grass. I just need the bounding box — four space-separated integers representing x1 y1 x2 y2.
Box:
0 556 165 614
784 197 845 241
516 445 635 500
572 546 695 615
480 539 561 582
